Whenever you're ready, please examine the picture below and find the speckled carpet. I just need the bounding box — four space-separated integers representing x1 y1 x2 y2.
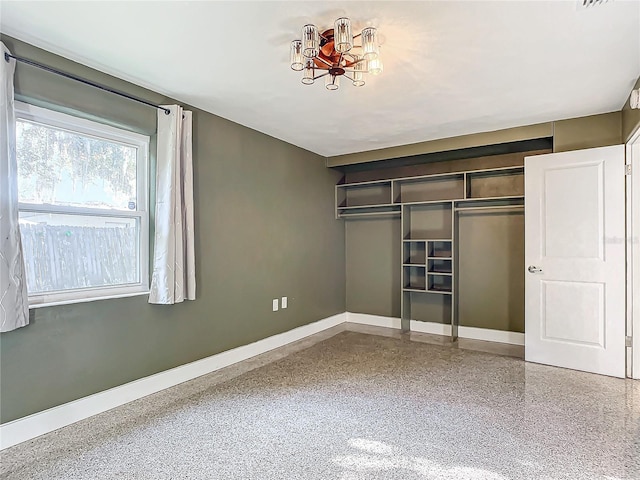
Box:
1 327 638 479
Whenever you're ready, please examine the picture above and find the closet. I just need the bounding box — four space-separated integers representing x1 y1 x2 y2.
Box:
338 150 541 338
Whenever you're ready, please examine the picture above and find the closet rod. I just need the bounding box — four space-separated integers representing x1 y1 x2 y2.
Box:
455 205 524 213
4 52 171 115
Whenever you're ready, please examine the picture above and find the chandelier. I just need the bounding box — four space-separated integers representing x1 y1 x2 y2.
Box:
289 18 383 90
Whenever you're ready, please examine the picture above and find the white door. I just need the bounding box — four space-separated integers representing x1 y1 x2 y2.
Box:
525 145 626 378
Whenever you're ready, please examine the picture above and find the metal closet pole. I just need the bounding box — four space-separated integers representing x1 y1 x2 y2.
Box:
4 52 171 115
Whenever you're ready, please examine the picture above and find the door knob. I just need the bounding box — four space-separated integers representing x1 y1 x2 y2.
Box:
528 265 543 274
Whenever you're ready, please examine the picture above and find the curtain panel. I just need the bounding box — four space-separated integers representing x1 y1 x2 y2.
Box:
149 105 196 304
0 42 29 331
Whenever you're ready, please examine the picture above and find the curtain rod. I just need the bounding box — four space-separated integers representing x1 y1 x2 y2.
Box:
4 52 171 115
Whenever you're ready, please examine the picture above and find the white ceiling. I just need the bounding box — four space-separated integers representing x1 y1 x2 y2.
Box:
1 1 639 157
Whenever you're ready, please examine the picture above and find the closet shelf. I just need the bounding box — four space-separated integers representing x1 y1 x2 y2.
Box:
403 238 451 242
426 289 452 295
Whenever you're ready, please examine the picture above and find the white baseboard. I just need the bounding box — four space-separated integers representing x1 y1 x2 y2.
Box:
458 326 525 346
348 314 523 346
410 320 452 336
346 312 402 329
0 312 347 450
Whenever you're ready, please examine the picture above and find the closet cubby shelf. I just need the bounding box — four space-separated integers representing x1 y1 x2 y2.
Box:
336 166 524 218
402 288 453 295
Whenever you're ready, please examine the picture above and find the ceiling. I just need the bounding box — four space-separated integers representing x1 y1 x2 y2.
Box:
1 1 638 157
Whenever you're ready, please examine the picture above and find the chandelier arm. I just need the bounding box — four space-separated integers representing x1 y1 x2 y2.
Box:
313 72 330 80
315 56 333 67
344 56 366 68
343 74 355 82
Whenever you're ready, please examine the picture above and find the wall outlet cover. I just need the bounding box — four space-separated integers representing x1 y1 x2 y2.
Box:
281 297 288 308
272 299 278 311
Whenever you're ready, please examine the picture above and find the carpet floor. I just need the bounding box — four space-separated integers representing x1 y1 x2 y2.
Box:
1 327 638 479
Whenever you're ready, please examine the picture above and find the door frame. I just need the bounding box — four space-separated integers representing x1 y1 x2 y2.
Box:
628 126 640 379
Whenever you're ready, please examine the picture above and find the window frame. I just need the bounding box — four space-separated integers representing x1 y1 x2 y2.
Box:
15 102 150 308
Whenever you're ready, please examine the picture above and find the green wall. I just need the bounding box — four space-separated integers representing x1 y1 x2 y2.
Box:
458 212 525 332
346 218 400 317
553 112 622 152
0 36 346 423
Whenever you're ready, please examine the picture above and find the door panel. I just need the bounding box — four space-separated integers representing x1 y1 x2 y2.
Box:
525 145 625 378
541 280 604 347
543 163 603 259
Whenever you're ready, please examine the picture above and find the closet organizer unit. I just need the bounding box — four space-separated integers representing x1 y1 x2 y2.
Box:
336 166 524 338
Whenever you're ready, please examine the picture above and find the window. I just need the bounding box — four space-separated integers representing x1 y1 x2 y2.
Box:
15 102 149 307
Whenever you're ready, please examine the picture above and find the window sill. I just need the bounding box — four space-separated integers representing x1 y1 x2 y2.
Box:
29 290 150 309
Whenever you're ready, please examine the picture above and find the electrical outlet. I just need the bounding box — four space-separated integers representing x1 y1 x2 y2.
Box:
272 299 279 311
281 296 288 309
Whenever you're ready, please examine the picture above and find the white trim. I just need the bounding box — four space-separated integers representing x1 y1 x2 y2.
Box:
346 312 402 329
628 127 640 379
18 203 148 217
29 289 150 309
0 312 347 450
347 313 524 345
410 320 452 336
458 326 525 346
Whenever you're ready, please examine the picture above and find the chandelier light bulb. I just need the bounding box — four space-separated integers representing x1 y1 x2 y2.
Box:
361 27 379 60
302 60 315 85
368 56 383 76
334 17 353 53
302 24 320 58
352 56 366 87
325 74 340 90
290 40 304 71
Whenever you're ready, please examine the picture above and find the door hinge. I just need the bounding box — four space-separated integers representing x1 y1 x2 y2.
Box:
626 336 633 348
625 164 632 176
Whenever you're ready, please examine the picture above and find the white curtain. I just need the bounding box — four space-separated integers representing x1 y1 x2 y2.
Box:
149 105 196 304
0 42 29 331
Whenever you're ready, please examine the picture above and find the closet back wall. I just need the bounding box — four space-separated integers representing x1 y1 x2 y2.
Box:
0 36 346 423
